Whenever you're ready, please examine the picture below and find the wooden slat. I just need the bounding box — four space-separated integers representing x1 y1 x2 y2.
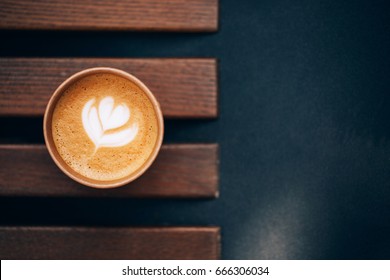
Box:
0 144 219 198
0 58 218 118
0 227 220 259
0 0 218 32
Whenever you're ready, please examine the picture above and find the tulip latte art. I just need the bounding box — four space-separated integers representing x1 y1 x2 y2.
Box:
52 73 159 181
82 96 139 150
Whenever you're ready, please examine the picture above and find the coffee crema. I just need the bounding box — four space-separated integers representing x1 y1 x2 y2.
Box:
52 73 159 181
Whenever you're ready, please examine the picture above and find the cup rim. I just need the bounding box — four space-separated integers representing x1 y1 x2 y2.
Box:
43 67 164 189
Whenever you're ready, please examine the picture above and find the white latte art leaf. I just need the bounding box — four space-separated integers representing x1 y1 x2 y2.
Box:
82 96 138 150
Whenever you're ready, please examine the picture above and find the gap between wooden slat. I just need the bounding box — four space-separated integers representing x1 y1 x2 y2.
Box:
0 227 220 259
0 0 218 32
0 144 219 198
0 58 218 118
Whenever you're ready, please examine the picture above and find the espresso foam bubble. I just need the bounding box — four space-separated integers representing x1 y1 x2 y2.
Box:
52 73 159 181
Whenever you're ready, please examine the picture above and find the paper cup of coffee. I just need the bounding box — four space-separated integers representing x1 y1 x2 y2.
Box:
44 67 164 188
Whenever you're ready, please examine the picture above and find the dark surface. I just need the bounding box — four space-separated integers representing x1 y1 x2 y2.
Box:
1 0 390 259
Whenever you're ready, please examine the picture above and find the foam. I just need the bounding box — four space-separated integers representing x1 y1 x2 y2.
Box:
82 96 139 149
52 73 159 181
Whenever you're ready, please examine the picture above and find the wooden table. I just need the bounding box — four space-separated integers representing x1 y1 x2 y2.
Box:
0 0 220 260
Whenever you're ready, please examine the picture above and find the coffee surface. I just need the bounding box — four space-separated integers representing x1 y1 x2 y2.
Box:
52 73 159 181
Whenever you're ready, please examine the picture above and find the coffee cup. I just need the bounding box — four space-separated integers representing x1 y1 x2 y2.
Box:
44 67 164 188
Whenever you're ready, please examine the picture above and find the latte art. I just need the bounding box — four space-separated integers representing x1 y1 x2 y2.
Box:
82 96 138 150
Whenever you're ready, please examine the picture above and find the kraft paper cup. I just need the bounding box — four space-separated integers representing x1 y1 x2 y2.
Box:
43 67 164 189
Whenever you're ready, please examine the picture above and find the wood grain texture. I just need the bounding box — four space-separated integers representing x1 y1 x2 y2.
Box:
0 0 218 32
0 227 220 259
0 58 218 118
0 144 219 198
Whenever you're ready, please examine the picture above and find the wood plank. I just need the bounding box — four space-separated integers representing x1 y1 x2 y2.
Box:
0 227 220 259
0 0 218 32
0 58 218 118
0 144 219 198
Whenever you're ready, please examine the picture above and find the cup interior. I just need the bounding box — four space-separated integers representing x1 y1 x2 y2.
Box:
43 67 164 188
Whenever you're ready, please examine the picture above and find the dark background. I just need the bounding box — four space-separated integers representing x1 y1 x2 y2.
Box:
1 0 390 259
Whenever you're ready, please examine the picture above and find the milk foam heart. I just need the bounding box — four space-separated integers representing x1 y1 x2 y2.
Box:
82 96 138 150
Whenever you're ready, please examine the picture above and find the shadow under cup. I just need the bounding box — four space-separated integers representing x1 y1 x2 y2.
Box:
43 67 164 189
